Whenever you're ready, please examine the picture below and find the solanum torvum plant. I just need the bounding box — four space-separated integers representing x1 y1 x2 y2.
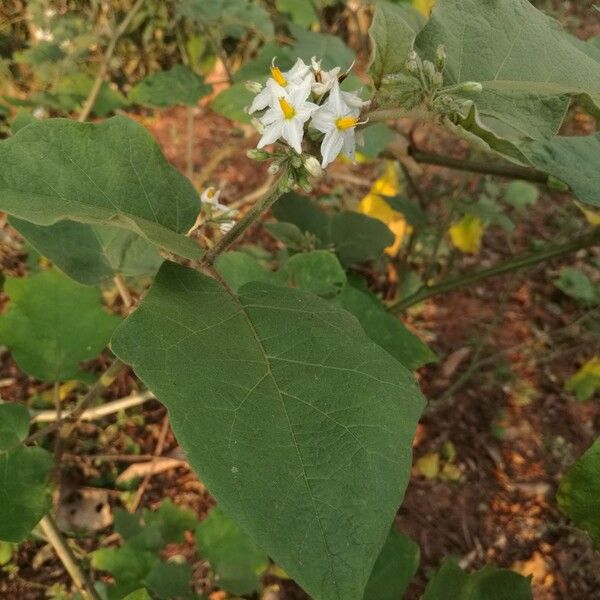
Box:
0 1 599 599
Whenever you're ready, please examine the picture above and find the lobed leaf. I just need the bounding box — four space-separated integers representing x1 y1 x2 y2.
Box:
0 269 120 382
0 117 202 259
111 262 425 600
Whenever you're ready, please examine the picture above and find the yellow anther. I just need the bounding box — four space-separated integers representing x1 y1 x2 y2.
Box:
335 116 358 130
206 188 216 198
278 97 296 120
270 66 287 87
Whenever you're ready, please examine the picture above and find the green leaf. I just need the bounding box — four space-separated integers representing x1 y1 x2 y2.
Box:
283 251 346 298
369 1 418 88
423 559 533 600
0 402 30 450
272 194 395 266
196 507 268 595
416 0 600 146
276 0 318 27
504 181 539 212
143 499 197 545
129 66 211 108
0 403 53 543
211 82 254 123
53 73 127 116
10 218 163 286
0 116 202 259
558 435 600 547
143 562 193 600
360 123 395 159
555 267 600 305
0 269 120 382
91 544 158 585
265 221 311 251
111 262 425 600
215 251 275 293
519 133 600 207
121 590 152 600
363 529 420 600
289 24 355 70
339 286 436 370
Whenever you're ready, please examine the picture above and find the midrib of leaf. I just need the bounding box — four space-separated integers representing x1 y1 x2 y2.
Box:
227 289 342 599
491 21 526 82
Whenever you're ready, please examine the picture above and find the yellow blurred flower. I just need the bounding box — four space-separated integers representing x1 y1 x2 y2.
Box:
449 215 485 254
357 162 411 256
412 0 437 16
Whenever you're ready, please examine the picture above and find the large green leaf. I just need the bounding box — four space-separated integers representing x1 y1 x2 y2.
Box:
195 507 268 595
111 262 425 600
0 269 120 382
283 250 347 298
363 528 419 600
416 0 600 146
289 24 355 70
272 193 394 266
557 436 600 547
423 559 533 600
519 133 600 207
0 403 53 543
369 1 418 88
339 285 436 370
129 65 211 108
10 218 163 285
0 117 202 259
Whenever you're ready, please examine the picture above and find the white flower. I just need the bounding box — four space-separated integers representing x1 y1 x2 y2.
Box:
219 220 235 234
257 77 318 154
310 57 341 96
310 81 362 167
248 58 312 114
201 187 226 210
340 89 370 111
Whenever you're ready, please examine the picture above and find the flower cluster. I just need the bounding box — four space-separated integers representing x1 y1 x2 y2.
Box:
188 188 238 236
246 57 369 170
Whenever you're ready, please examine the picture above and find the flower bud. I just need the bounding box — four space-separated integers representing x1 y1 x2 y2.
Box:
407 50 418 62
303 155 323 178
246 149 271 161
291 155 303 168
268 162 281 175
405 60 419 75
435 45 447 70
433 72 444 88
245 80 262 94
459 81 483 93
423 60 436 80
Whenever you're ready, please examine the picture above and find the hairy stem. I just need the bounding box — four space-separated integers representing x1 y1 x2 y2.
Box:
409 147 549 184
39 515 101 600
390 231 600 313
78 0 145 122
202 181 284 264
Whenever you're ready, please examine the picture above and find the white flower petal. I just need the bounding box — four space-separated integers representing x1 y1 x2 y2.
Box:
342 130 356 162
248 87 271 113
257 122 284 148
320 130 345 167
282 120 304 154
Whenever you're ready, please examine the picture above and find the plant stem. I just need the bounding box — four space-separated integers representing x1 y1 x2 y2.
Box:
39 515 101 600
24 359 125 446
390 231 600 313
409 147 549 184
202 181 283 264
113 274 132 309
78 0 145 122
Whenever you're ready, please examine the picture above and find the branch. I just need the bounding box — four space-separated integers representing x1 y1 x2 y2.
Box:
24 359 125 445
39 515 101 600
390 231 600 313
202 180 284 265
78 0 146 122
408 147 549 184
